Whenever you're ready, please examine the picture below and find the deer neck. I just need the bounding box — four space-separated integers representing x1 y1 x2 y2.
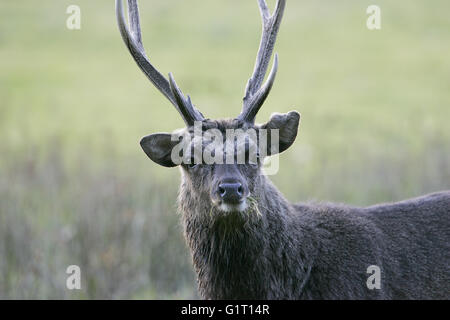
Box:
178 174 295 299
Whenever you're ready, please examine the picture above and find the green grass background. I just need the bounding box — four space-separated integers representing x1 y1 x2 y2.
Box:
0 0 448 298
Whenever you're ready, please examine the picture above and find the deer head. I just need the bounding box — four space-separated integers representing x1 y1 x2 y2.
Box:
116 0 300 214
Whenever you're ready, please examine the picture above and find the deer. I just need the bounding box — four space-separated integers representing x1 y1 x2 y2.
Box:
116 0 450 299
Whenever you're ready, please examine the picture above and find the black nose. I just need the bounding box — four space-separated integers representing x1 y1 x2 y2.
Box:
218 182 244 204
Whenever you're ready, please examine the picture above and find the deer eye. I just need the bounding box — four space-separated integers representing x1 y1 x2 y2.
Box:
250 161 259 169
188 162 198 169
247 151 260 168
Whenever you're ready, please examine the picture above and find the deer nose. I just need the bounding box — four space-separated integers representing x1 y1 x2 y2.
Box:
218 182 244 204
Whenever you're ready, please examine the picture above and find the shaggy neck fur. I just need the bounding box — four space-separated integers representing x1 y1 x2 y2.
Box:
178 173 316 299
178 168 450 299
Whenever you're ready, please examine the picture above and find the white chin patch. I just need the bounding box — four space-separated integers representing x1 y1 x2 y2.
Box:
218 200 247 213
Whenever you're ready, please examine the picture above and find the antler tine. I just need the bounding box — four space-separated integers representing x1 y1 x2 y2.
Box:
238 0 286 123
116 0 204 126
127 0 143 49
168 73 203 124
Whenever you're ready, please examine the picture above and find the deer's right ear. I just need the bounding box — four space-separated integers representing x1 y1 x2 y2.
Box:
140 133 180 167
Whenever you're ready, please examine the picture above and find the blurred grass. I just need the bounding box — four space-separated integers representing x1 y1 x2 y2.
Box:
0 0 449 299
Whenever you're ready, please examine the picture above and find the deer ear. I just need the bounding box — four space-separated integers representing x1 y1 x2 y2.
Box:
140 133 180 167
261 111 301 155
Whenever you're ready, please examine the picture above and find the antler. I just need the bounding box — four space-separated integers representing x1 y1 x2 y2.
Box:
116 0 204 126
238 0 286 123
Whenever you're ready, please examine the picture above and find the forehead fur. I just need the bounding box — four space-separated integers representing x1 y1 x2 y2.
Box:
186 118 256 134
173 118 260 163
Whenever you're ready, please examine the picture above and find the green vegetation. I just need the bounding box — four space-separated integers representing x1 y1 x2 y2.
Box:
0 0 448 299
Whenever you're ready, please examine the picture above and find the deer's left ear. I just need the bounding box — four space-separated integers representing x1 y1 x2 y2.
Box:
261 111 301 155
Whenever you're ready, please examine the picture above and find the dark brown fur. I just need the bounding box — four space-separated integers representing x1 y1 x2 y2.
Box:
175 119 450 299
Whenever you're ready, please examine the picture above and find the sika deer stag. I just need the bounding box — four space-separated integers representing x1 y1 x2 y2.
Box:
116 0 450 299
